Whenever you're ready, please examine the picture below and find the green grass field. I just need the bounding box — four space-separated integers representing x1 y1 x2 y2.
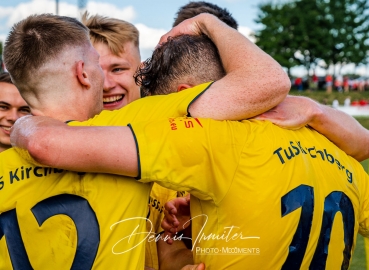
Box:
351 233 366 269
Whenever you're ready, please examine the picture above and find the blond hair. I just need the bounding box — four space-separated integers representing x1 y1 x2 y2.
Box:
82 12 139 56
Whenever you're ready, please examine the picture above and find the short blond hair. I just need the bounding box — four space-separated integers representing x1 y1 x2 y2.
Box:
4 14 90 87
82 12 139 56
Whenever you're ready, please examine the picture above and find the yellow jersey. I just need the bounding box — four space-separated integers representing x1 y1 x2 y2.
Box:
130 117 369 270
71 82 212 127
0 149 150 270
70 82 212 269
1 82 211 269
144 184 179 269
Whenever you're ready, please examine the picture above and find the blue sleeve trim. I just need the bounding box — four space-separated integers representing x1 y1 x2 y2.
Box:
187 81 214 117
127 124 141 180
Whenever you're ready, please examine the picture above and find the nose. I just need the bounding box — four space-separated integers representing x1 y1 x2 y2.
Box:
103 73 115 92
5 109 19 123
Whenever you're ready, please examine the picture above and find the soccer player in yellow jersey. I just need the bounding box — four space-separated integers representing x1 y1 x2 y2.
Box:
12 37 369 269
11 15 369 269
132 116 369 269
0 15 151 270
81 13 183 269
5 13 289 270
81 8 247 269
255 90 369 270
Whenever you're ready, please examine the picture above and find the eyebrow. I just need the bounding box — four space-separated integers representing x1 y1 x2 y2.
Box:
0 101 10 106
110 62 131 68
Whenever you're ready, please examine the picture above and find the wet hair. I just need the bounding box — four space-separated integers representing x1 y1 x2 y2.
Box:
173 1 238 29
4 14 90 87
134 34 225 96
82 12 139 56
0 72 13 84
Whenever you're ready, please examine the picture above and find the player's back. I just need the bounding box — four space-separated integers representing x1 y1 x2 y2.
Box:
191 119 369 269
132 117 369 269
0 148 151 269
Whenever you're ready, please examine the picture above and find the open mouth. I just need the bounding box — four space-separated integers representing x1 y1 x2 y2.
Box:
103 95 124 104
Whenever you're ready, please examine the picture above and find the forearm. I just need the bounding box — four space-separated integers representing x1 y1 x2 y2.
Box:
11 116 138 176
190 14 290 120
309 103 369 161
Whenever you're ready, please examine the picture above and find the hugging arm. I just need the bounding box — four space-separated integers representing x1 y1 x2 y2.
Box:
11 116 139 175
162 14 290 120
11 14 290 172
257 95 369 161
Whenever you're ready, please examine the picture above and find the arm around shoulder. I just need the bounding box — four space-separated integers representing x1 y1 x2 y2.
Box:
256 95 369 162
187 14 291 120
309 102 369 162
11 116 139 176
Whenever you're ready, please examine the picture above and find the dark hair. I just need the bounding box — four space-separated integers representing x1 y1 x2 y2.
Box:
4 14 90 86
134 34 225 96
0 72 13 84
173 1 238 29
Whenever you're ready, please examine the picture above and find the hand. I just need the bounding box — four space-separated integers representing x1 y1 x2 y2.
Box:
162 194 191 244
255 95 319 130
180 263 205 270
158 14 214 45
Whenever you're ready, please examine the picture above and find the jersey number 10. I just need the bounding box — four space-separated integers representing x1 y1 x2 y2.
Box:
281 184 354 269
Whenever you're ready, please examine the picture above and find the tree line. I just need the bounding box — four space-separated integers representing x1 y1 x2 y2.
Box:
254 0 369 77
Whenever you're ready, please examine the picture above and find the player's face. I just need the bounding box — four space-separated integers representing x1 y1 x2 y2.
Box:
85 45 105 117
0 82 30 152
94 41 141 110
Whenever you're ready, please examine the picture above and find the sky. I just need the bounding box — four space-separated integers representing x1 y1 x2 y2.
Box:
0 0 268 60
0 0 367 77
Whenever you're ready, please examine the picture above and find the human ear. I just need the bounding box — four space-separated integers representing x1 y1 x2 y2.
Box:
177 84 192 92
76 60 91 89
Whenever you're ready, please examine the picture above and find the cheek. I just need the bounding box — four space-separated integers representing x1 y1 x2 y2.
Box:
129 89 140 101
0 132 11 145
0 111 7 121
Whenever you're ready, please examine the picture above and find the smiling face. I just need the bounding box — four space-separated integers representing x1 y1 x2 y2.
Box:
0 82 30 152
94 41 141 110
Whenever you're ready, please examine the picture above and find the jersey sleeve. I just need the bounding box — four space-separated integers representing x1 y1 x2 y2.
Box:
129 117 247 205
11 147 44 167
68 82 213 127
